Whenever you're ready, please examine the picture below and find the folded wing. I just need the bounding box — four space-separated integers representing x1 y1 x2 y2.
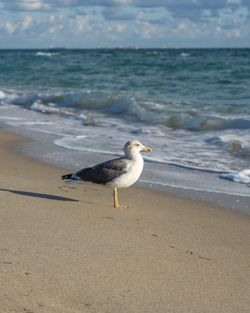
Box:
73 158 129 185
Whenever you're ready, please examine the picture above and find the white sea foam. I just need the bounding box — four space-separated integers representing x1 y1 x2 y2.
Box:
0 90 7 99
35 52 58 57
179 52 190 57
31 101 61 114
220 169 250 185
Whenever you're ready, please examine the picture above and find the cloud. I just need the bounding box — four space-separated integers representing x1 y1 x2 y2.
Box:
3 0 52 11
21 15 33 30
1 0 248 22
4 21 17 34
0 15 33 35
0 0 249 47
20 0 51 11
70 15 91 33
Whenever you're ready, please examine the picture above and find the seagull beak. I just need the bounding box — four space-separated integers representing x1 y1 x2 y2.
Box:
143 145 152 152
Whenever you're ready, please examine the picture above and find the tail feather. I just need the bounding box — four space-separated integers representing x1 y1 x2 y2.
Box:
61 173 74 180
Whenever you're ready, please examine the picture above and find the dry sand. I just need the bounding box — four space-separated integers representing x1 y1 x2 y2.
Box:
0 131 250 313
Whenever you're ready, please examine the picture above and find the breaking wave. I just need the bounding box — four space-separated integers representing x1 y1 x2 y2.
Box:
220 169 250 185
35 51 59 57
1 88 250 132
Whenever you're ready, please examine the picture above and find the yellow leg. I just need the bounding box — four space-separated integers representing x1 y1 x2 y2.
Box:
113 188 128 209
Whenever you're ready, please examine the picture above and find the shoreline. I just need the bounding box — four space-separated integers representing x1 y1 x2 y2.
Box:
0 104 249 214
11 125 250 215
1 130 250 312
8 129 245 215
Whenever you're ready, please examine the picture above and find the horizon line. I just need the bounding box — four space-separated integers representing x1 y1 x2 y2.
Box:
0 46 250 50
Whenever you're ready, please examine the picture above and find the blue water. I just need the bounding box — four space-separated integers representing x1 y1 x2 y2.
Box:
0 48 250 187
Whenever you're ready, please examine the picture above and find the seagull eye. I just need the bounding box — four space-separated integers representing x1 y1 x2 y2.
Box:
136 144 140 147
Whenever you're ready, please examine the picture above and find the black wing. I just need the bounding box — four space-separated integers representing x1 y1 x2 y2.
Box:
74 158 129 185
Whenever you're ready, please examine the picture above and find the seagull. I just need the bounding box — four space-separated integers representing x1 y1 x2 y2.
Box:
61 140 152 208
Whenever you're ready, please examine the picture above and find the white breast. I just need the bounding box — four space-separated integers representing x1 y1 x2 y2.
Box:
107 155 144 189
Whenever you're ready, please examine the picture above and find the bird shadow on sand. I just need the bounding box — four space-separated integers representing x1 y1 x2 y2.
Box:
0 188 79 202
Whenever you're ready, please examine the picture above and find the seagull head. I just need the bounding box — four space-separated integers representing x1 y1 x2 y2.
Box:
124 140 152 158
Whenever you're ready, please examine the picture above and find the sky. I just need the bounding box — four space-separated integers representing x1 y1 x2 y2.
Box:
0 0 249 48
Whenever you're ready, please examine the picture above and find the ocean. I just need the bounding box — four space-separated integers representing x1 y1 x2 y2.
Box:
0 48 250 211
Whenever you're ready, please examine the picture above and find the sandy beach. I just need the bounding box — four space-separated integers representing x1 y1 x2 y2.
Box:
1 130 250 313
